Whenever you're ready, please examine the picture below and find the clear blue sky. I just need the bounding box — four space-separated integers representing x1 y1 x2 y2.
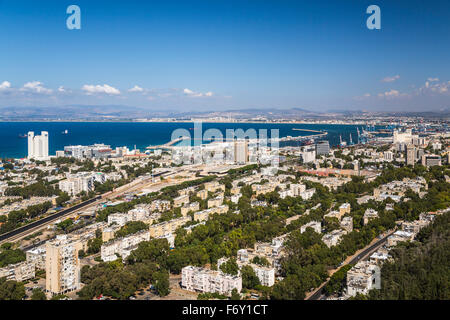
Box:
0 0 449 112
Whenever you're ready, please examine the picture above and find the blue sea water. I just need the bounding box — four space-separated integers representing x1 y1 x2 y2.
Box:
0 122 365 159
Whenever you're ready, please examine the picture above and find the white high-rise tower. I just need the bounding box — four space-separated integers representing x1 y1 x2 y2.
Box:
28 131 49 160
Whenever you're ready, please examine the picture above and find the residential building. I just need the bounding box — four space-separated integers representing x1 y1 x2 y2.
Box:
339 203 351 215
28 131 49 160
300 221 321 234
406 144 416 166
174 194 189 207
322 229 346 248
101 230 150 262
197 189 208 200
387 230 415 247
340 216 353 233
300 146 316 163
181 202 200 216
363 208 379 225
26 246 46 270
316 141 330 155
0 261 35 282
181 266 242 296
234 139 249 164
346 261 381 297
299 188 316 200
150 200 171 212
208 195 224 208
45 235 82 296
421 154 441 167
149 216 191 238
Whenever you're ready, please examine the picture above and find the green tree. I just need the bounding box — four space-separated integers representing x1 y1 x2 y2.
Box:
153 271 170 297
219 259 239 276
241 265 261 289
31 288 47 300
0 278 25 300
230 288 241 300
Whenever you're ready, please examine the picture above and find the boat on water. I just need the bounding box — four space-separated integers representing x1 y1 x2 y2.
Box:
62 129 69 134
18 134 27 138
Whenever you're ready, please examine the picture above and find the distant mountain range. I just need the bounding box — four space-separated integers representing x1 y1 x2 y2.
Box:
0 105 448 120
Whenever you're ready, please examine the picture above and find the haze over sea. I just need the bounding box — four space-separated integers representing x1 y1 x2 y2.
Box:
0 122 364 159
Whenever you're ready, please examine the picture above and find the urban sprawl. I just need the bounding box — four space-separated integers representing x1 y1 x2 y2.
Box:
0 120 449 301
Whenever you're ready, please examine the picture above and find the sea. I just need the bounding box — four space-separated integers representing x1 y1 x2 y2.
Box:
0 122 367 159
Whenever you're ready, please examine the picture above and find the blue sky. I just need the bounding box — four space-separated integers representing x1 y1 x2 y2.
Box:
0 0 449 112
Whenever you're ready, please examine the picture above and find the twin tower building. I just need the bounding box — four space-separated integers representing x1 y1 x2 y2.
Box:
27 131 49 160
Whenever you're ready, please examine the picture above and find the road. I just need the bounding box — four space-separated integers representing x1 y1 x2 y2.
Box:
0 166 197 246
0 196 102 245
306 230 395 300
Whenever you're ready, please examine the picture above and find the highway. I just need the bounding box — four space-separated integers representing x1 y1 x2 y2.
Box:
0 167 195 245
0 196 101 244
306 230 395 300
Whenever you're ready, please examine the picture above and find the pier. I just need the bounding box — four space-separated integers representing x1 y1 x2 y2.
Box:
292 128 326 134
146 131 328 150
146 136 190 150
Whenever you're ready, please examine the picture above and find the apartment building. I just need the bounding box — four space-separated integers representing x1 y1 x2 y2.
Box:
26 246 46 270
46 235 82 296
252 183 276 196
339 203 351 215
290 183 306 196
346 261 381 297
373 177 427 202
58 172 106 196
387 230 415 247
181 266 242 296
204 181 226 193
0 261 35 282
174 194 189 207
207 195 224 208
340 216 353 233
108 213 129 227
181 202 200 216
178 186 196 196
184 221 206 234
149 216 191 238
299 188 316 200
369 250 392 266
251 264 275 287
363 208 379 225
196 189 208 200
234 139 249 164
324 210 345 221
107 206 151 227
101 230 150 262
150 200 171 212
300 221 321 234
102 225 120 242
28 131 49 160
322 229 346 248
218 255 276 287
421 154 442 167
193 205 229 222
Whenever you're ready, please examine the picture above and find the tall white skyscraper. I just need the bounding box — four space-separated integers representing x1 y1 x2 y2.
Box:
28 131 49 160
234 139 249 164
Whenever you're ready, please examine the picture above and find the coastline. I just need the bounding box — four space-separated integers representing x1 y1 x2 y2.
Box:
0 120 369 125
